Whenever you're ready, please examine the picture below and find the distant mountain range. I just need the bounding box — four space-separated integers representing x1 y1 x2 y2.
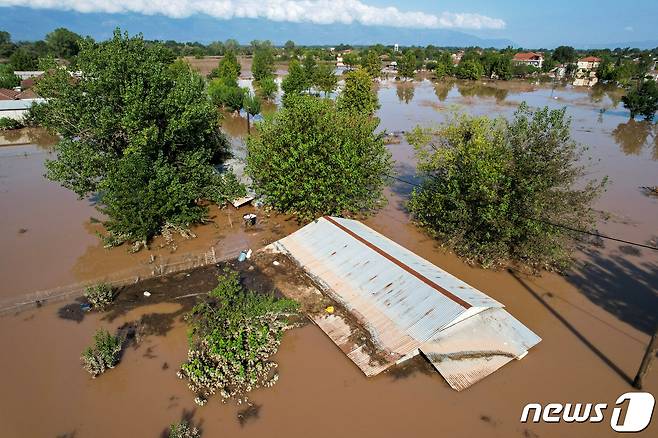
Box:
0 7 514 48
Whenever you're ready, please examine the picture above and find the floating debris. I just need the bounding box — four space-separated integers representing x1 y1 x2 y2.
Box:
143 291 151 297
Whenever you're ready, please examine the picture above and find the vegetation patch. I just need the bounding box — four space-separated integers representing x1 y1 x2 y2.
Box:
168 421 201 438
407 103 607 271
247 94 392 220
177 269 299 405
83 283 115 310
81 328 123 377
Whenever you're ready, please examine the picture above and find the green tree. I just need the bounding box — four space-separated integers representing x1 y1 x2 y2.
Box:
622 80 658 121
455 59 484 80
34 30 244 245
45 27 82 59
243 91 261 134
284 40 296 52
553 46 576 64
302 53 317 91
252 46 274 82
0 63 20 88
210 50 240 80
281 59 308 101
314 63 338 96
337 68 380 116
207 78 246 112
9 48 38 70
398 51 416 79
247 94 392 220
406 103 606 271
342 52 359 69
361 50 381 78
257 75 278 100
0 30 15 58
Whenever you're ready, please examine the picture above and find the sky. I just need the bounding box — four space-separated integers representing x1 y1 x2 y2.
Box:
0 0 656 48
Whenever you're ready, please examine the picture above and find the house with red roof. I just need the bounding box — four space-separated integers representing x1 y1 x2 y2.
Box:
513 52 544 69
577 56 601 70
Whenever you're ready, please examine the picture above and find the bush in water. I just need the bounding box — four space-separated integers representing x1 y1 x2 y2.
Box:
169 421 201 438
81 328 123 377
177 269 299 405
83 283 114 310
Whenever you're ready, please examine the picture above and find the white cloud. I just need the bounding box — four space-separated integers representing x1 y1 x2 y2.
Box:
624 26 634 32
0 0 506 30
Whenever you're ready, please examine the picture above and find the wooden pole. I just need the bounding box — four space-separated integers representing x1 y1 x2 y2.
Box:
633 328 658 389
246 113 250 135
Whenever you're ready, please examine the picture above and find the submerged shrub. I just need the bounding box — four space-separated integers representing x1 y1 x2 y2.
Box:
177 269 299 405
407 103 606 272
169 421 201 438
81 329 123 377
84 283 114 310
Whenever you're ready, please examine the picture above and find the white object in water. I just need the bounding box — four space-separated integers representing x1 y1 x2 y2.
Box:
143 291 151 297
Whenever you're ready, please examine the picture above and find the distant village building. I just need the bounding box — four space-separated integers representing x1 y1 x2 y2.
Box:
336 55 344 67
512 52 544 69
577 56 601 70
13 71 44 81
451 50 464 65
394 43 399 52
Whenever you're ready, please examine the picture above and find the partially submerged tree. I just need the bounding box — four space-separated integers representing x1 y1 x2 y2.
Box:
361 50 382 78
209 50 240 80
281 59 308 102
247 94 392 220
177 269 299 405
242 91 261 134
257 76 278 100
313 63 338 96
406 103 607 271
337 68 380 116
34 30 244 247
398 51 416 79
252 46 275 82
622 80 658 121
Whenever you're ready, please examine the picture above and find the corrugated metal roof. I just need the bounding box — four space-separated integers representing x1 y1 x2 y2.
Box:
273 216 541 390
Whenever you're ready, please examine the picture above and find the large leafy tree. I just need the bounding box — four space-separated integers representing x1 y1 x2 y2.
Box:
553 46 577 64
209 50 240 80
361 50 381 78
34 30 243 245
252 46 275 82
406 104 606 271
337 68 380 116
398 51 416 79
313 63 338 96
247 94 392 220
45 27 82 59
281 59 308 100
622 80 658 121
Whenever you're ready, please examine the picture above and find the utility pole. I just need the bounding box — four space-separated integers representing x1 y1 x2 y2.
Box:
633 327 658 390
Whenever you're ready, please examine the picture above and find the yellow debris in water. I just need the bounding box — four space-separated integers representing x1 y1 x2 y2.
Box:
325 306 335 314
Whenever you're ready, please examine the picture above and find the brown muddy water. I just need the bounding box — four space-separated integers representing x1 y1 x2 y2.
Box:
1 79 657 437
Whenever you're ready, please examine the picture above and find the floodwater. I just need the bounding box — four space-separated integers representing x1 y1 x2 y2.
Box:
1 79 657 437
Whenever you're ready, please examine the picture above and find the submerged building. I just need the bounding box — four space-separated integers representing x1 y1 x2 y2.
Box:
272 216 541 391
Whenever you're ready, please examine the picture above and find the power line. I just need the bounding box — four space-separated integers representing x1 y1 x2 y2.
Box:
385 173 658 252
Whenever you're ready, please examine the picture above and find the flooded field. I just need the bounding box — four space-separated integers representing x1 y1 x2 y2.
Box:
1 79 657 437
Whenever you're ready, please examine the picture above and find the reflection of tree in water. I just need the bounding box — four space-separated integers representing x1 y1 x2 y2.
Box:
396 82 415 104
589 84 624 107
566 247 658 335
456 82 508 102
612 119 654 157
433 80 454 102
